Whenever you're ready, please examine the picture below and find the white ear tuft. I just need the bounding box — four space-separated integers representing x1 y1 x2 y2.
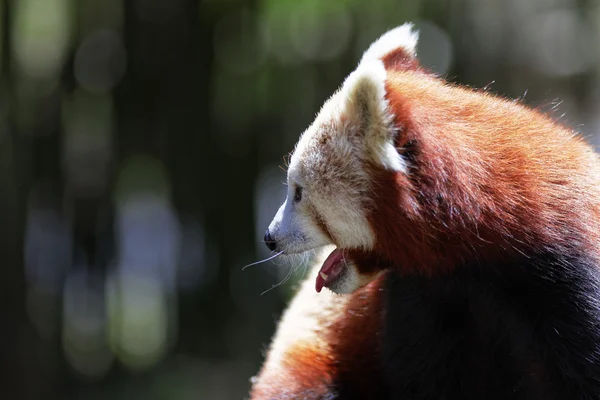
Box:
341 61 407 173
342 60 388 118
360 23 419 65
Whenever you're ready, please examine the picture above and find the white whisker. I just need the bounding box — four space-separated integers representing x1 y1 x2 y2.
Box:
242 251 284 271
300 260 309 280
271 253 293 267
261 265 294 296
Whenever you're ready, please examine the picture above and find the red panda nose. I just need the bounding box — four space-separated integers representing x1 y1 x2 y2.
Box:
264 230 277 251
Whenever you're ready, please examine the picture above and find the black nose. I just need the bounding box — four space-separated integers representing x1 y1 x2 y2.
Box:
264 230 277 251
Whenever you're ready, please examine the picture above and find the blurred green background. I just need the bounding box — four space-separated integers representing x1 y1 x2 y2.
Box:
1 0 599 399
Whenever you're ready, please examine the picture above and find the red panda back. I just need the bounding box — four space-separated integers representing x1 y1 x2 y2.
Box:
360 69 600 276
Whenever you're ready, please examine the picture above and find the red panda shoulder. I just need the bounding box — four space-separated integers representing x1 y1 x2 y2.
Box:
359 70 600 274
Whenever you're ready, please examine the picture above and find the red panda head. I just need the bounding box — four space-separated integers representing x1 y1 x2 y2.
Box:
265 23 600 294
264 24 422 293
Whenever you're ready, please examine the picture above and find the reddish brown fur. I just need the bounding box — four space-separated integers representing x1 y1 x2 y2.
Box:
249 275 387 399
381 48 420 72
251 37 600 399
250 343 332 398
351 70 600 276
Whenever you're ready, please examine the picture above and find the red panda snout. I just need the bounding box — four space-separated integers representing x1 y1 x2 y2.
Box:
263 229 277 251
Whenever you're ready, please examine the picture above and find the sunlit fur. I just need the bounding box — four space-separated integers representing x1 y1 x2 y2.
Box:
360 23 419 64
250 247 388 399
268 64 388 256
267 31 417 292
253 22 600 399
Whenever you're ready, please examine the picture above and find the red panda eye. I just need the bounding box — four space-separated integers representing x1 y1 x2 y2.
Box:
294 186 303 202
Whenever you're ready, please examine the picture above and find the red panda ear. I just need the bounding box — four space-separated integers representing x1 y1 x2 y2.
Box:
359 23 420 71
334 24 419 173
340 61 406 173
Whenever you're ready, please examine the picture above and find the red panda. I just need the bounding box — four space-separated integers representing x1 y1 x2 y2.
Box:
250 23 600 399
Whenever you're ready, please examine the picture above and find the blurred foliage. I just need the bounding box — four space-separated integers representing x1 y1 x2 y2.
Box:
0 0 599 399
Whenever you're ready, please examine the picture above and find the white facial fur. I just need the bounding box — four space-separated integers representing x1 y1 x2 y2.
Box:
267 23 419 272
266 198 332 254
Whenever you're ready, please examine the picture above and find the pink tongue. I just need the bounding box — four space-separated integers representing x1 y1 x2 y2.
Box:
315 249 345 293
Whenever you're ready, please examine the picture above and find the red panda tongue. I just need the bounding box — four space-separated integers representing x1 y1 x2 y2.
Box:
315 249 345 293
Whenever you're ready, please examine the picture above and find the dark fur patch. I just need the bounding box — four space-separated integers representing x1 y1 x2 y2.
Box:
252 250 600 399
381 249 600 400
327 279 389 399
